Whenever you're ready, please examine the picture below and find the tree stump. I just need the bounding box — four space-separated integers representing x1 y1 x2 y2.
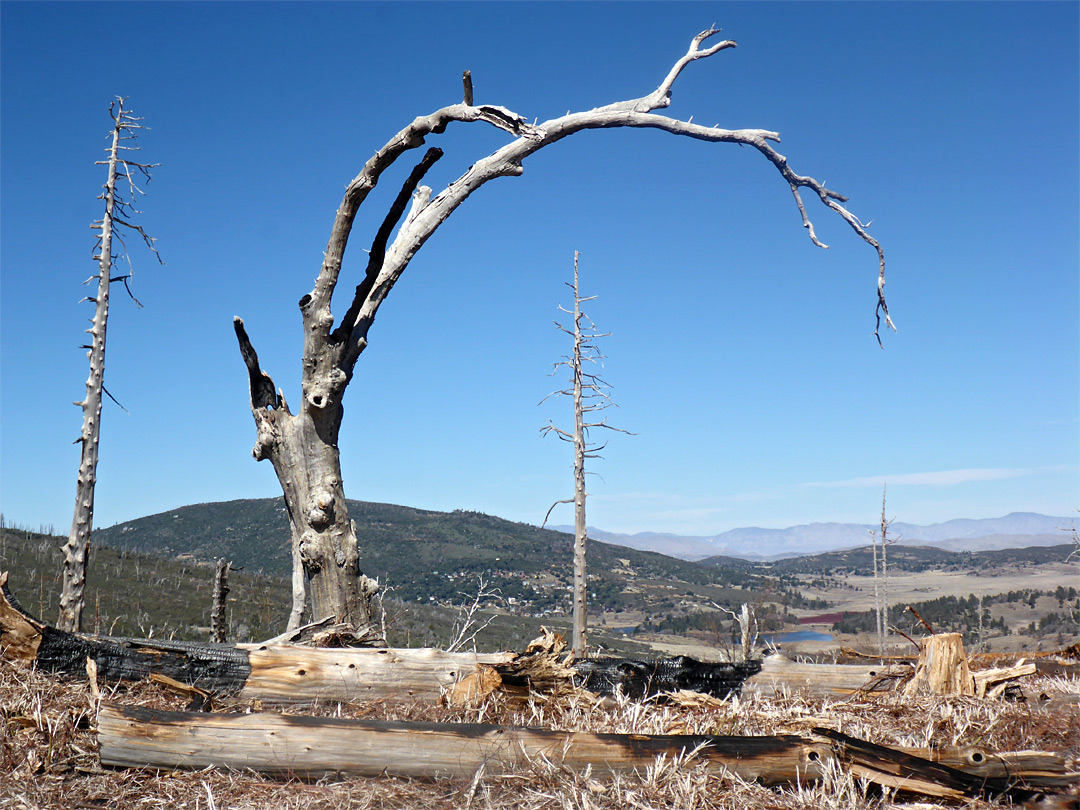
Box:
904 633 974 696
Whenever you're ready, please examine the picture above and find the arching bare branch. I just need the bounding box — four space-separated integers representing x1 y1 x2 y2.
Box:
234 28 893 632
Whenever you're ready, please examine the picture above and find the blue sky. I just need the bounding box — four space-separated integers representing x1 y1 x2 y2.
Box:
2 2 1077 544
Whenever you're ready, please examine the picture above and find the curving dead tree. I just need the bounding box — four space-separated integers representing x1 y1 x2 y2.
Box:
233 29 895 633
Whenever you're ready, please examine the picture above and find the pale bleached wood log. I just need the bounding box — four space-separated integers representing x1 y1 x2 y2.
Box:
96 704 1077 800
742 654 904 697
972 659 1036 698
97 702 831 782
901 748 1068 782
238 643 514 703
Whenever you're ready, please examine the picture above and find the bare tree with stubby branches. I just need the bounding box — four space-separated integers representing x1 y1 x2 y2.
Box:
60 98 161 633
233 29 894 634
540 251 630 659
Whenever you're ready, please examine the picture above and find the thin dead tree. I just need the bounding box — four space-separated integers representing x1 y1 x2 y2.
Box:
233 29 894 634
876 485 897 654
540 252 629 658
59 98 161 633
211 559 234 643
714 602 758 663
870 525 884 655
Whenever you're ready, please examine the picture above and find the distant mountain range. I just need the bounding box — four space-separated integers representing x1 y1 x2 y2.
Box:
553 512 1076 560
63 500 1074 619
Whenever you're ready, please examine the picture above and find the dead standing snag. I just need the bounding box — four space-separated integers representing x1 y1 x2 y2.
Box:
60 98 161 633
234 29 894 633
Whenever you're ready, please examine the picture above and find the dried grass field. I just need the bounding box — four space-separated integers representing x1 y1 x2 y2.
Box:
2 650 1077 810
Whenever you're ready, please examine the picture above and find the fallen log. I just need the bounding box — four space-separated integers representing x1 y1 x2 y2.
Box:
0 576 820 702
95 703 1076 800
742 655 906 697
838 646 1080 678
96 702 827 783
574 655 761 698
814 727 1077 801
0 573 512 701
0 574 1039 704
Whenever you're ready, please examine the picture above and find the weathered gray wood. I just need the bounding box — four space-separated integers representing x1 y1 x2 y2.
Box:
239 643 514 703
61 99 160 633
234 27 893 634
3 576 509 700
541 253 627 659
96 705 1076 800
742 654 900 697
97 702 830 783
816 727 1076 802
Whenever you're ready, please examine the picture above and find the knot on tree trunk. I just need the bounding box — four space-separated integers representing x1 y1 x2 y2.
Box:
252 415 280 461
306 491 335 529
299 530 322 571
305 368 347 411
359 574 380 599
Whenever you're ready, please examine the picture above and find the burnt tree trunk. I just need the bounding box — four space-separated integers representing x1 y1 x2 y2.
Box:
210 559 232 643
59 106 121 633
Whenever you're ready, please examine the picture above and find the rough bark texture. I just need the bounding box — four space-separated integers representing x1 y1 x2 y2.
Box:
97 703 829 783
235 29 893 634
210 559 231 643
60 99 158 632
59 109 121 633
570 255 589 658
96 705 1074 800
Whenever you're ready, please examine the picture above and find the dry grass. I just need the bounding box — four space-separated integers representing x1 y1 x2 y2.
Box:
2 659 1077 810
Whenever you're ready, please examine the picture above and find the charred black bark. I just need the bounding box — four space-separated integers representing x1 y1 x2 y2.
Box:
2 579 250 694
574 655 763 699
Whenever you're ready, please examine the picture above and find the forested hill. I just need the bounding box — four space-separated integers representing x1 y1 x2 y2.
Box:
699 542 1078 577
92 498 771 609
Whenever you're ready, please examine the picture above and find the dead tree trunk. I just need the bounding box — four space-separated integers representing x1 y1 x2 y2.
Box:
879 486 894 651
59 98 160 633
210 559 232 643
541 253 627 658
871 526 883 655
234 29 893 634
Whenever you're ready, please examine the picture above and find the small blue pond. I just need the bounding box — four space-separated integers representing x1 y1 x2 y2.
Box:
760 630 834 643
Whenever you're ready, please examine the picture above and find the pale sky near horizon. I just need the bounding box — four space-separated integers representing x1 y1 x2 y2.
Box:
1 2 1077 545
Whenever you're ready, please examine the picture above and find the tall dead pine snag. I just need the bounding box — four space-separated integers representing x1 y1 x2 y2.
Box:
234 28 893 634
541 253 629 658
870 485 895 655
60 98 161 633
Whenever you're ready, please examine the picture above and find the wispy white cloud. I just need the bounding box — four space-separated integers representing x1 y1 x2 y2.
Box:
802 467 1058 489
